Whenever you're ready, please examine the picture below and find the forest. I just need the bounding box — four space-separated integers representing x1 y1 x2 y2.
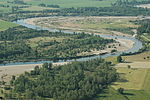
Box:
4 59 118 100
0 26 114 64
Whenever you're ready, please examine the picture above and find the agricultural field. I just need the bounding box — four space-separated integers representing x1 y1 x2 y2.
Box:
20 6 58 11
93 67 150 100
124 90 150 100
123 51 150 62
112 68 150 90
115 68 150 100
0 20 18 31
17 0 150 8
94 87 127 100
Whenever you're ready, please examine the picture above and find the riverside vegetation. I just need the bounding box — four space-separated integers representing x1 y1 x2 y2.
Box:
0 26 114 64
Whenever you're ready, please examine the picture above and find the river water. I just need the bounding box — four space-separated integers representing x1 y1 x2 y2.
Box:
0 17 143 66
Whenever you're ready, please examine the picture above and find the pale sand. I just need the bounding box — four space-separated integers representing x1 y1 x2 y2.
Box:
0 62 68 82
77 38 134 56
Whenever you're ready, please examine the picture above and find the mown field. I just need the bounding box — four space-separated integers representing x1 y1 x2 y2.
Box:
93 67 150 100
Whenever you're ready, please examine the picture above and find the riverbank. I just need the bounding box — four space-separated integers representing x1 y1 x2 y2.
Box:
24 16 138 37
24 16 135 55
0 62 69 82
0 16 142 83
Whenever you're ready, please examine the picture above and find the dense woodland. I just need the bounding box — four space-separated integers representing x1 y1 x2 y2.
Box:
4 59 118 100
0 26 114 64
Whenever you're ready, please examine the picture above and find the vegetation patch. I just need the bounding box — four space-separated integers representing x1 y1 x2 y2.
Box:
112 68 149 90
3 59 118 100
0 20 18 31
0 26 115 63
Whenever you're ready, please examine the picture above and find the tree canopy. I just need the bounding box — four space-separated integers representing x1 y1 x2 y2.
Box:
6 59 118 100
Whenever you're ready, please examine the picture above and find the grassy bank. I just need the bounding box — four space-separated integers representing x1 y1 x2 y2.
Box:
0 20 18 31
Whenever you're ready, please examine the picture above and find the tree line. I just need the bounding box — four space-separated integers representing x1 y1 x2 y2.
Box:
1 4 150 21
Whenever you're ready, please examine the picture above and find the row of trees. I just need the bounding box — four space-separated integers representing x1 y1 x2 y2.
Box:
1 4 150 21
38 3 60 8
113 0 150 6
5 59 118 100
57 6 150 16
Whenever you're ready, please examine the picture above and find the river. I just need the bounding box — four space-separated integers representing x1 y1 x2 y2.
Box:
0 17 143 66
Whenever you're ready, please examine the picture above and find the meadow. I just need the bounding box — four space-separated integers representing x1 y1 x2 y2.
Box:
93 67 150 100
94 49 150 100
123 51 150 62
0 20 18 31
19 0 150 8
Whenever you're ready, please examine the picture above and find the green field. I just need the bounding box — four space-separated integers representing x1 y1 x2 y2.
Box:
24 0 116 8
0 20 18 31
112 68 150 90
0 0 149 13
0 0 149 14
94 89 150 100
94 68 150 100
94 87 127 100
21 6 58 11
22 0 150 8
